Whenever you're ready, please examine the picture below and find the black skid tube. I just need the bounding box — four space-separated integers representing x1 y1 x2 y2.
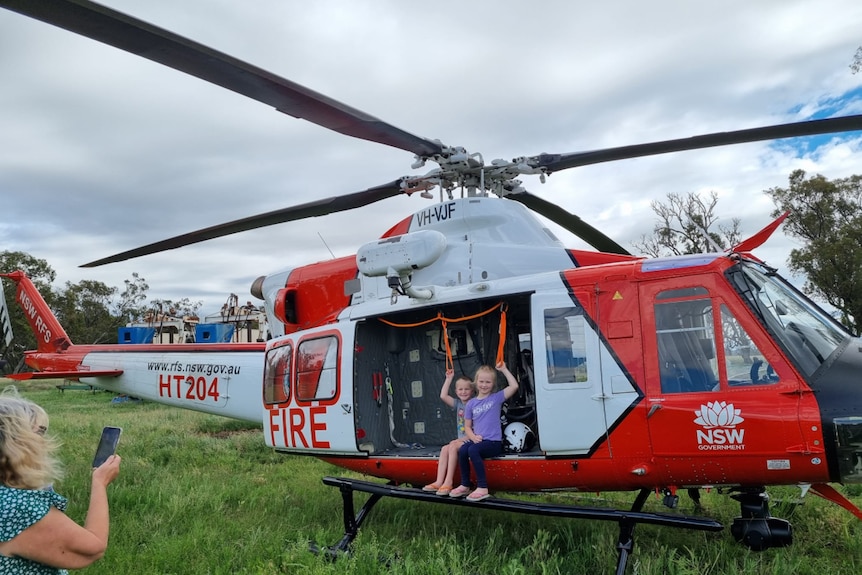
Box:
318 476 723 573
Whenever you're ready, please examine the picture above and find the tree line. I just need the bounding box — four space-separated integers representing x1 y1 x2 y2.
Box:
0 251 201 373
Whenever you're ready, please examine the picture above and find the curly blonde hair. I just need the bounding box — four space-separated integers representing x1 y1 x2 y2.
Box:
0 387 63 489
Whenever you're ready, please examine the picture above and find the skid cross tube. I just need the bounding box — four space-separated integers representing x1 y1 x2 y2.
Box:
319 477 723 573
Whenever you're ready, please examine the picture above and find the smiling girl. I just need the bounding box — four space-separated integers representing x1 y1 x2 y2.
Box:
449 361 518 502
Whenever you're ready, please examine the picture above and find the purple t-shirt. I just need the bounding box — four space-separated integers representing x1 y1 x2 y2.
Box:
465 390 505 441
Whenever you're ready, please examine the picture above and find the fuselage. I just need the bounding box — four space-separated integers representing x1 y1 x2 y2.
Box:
7 198 862 497
262 250 862 492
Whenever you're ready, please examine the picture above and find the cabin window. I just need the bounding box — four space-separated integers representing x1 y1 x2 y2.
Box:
263 343 292 405
296 335 339 401
655 292 718 393
543 307 588 384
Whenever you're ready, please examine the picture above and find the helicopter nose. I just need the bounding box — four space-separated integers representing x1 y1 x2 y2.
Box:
816 339 862 484
834 417 862 482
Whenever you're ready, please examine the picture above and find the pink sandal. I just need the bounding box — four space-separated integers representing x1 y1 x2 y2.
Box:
449 485 471 498
467 488 490 502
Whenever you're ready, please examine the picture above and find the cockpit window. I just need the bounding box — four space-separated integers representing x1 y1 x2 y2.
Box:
727 262 848 377
720 304 777 386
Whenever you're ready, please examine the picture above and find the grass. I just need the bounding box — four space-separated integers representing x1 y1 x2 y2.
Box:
6 378 862 574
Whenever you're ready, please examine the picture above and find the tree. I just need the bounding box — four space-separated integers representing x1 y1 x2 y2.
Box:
115 273 150 325
0 251 57 373
852 46 862 74
632 191 741 257
54 279 121 345
53 275 153 345
764 170 862 335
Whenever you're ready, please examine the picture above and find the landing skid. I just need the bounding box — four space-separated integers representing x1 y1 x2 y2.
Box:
315 476 723 574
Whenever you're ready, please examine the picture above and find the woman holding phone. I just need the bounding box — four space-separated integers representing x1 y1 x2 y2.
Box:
0 388 121 574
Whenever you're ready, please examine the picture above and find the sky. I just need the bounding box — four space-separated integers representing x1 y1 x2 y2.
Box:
2 0 862 317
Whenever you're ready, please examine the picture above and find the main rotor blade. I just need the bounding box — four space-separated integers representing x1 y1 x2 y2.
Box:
0 0 443 158
506 191 630 255
81 179 405 267
534 114 862 173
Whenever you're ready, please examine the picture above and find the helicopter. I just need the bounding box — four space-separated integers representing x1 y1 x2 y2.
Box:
4 1 862 573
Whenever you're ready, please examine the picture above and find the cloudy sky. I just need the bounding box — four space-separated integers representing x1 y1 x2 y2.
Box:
2 0 861 316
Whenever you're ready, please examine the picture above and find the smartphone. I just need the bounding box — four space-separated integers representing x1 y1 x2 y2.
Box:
92 426 122 468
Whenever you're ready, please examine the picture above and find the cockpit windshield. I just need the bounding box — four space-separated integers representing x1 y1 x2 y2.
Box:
726 261 849 377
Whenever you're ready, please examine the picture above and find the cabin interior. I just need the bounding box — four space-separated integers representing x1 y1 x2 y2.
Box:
352 293 539 456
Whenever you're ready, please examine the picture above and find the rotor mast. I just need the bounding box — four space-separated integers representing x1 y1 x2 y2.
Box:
406 145 549 200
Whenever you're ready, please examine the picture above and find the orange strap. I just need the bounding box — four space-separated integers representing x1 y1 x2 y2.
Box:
496 304 507 365
378 302 502 329
379 302 506 369
441 319 453 372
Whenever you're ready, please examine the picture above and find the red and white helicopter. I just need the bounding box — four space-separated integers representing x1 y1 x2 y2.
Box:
4 1 862 571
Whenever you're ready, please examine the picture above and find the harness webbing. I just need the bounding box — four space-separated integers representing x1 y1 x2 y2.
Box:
379 302 507 370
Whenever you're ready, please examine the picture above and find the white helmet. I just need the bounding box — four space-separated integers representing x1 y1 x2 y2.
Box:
503 422 536 453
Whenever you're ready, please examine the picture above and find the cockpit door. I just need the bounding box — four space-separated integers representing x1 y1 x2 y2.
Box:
641 276 810 474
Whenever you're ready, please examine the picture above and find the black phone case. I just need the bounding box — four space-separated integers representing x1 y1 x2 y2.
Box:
93 426 121 467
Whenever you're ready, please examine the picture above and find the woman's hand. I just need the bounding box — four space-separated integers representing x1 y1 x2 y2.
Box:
92 454 121 488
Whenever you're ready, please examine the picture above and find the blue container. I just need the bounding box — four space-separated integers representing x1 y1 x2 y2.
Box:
195 323 235 343
118 326 155 344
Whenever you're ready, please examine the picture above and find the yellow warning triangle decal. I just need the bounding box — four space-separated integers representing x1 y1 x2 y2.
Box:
612 291 623 300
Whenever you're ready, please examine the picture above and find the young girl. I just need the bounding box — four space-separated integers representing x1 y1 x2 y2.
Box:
422 369 475 496
449 360 519 502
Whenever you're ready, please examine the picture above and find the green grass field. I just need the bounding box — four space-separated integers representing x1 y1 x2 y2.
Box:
5 379 862 574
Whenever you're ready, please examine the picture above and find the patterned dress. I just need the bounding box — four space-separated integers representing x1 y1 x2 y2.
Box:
0 485 69 575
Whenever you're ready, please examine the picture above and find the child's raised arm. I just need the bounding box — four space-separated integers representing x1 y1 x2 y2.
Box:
496 361 520 400
439 369 456 408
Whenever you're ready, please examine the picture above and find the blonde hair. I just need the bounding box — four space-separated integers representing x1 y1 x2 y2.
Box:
0 387 63 489
474 365 498 385
454 375 477 395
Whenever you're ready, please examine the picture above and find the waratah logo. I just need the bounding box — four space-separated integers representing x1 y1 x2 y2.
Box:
694 401 746 449
694 401 744 428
